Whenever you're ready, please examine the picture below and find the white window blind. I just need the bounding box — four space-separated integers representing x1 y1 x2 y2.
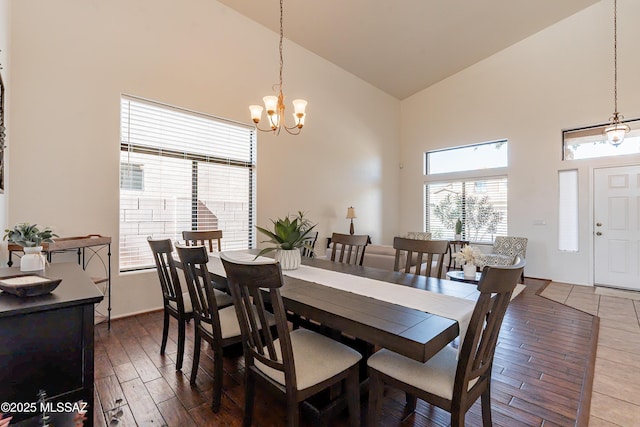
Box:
120 95 256 271
425 177 508 243
558 169 579 252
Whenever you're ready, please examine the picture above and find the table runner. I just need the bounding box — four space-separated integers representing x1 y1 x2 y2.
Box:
209 252 479 345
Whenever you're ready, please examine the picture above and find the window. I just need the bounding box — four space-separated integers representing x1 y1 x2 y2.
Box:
425 177 507 242
120 163 144 191
426 140 507 174
558 170 579 252
563 118 640 160
120 95 256 271
424 140 508 243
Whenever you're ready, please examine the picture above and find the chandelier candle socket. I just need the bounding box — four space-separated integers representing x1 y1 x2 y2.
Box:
249 0 307 135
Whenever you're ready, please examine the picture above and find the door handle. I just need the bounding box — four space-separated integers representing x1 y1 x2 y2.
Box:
596 222 602 227
596 231 602 236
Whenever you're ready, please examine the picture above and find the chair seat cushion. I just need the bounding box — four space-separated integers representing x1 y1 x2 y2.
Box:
476 254 514 268
169 289 233 313
168 292 194 314
367 345 477 400
255 328 362 391
212 288 234 308
202 305 275 340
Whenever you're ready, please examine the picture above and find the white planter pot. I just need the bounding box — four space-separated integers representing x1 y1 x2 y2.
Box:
21 246 46 272
275 249 301 270
463 263 476 279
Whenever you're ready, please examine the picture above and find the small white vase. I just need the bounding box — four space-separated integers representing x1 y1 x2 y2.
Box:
275 249 301 270
454 234 462 241
463 263 476 279
21 246 46 272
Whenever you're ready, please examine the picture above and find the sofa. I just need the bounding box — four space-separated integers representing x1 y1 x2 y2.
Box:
326 232 450 277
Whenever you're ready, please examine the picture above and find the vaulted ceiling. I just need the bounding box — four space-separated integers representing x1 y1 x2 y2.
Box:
218 0 601 99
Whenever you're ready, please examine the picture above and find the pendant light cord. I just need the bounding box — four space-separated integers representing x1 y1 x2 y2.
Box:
613 0 619 113
279 0 284 92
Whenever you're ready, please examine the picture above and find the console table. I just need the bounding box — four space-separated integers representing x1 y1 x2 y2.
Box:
8 235 112 328
0 263 104 425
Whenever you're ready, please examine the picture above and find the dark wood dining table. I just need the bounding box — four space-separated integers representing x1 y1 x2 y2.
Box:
207 252 480 363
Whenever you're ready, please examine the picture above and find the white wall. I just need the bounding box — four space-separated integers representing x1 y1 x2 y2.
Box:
400 0 640 284
9 0 400 316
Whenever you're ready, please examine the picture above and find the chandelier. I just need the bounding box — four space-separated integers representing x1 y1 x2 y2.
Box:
604 0 629 146
249 0 307 136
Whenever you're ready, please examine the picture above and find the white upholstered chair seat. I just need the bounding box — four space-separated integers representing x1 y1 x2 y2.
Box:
202 305 275 340
168 292 194 313
169 290 233 314
255 328 362 391
367 346 477 401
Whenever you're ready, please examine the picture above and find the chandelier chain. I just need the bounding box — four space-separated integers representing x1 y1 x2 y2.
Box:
613 0 618 113
279 0 284 91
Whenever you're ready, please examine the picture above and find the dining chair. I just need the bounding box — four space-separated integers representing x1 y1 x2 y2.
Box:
182 229 234 307
329 233 369 266
182 229 223 252
147 238 193 371
300 230 318 258
367 259 526 427
220 253 362 427
393 237 449 278
176 245 265 412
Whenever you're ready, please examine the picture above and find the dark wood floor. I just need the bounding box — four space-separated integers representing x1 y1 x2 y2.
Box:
94 278 597 426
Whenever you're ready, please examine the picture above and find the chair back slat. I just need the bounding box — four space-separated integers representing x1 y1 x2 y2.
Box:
330 233 369 266
454 259 525 397
221 255 296 384
183 230 223 252
176 245 223 340
148 239 183 307
393 237 449 277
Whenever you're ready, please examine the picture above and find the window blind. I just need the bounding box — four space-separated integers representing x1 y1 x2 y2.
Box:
425 177 508 243
120 95 256 271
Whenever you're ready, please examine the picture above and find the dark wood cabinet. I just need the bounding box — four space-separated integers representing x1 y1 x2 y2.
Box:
0 263 103 425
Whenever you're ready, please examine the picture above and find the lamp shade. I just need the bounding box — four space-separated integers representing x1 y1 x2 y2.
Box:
346 207 357 219
605 123 630 146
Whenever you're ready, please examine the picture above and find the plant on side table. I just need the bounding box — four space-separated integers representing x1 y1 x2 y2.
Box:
256 212 317 270
3 223 58 271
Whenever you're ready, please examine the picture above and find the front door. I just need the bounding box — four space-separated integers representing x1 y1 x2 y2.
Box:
594 165 640 290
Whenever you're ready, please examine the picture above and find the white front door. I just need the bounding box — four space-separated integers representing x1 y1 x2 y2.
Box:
594 165 640 290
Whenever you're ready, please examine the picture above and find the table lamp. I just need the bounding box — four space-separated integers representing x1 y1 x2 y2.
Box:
346 206 357 235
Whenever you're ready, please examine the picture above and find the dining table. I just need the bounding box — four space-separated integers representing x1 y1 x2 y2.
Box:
205 250 481 363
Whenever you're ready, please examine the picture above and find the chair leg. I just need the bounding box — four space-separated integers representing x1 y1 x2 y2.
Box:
481 386 493 427
367 370 384 427
176 318 186 371
405 393 417 412
451 410 465 427
243 372 255 427
286 394 300 427
345 366 360 427
190 332 201 385
160 310 169 355
211 350 223 413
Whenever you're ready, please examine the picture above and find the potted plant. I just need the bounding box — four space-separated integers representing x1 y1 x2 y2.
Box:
256 212 317 270
453 244 483 279
4 223 58 271
454 218 463 240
